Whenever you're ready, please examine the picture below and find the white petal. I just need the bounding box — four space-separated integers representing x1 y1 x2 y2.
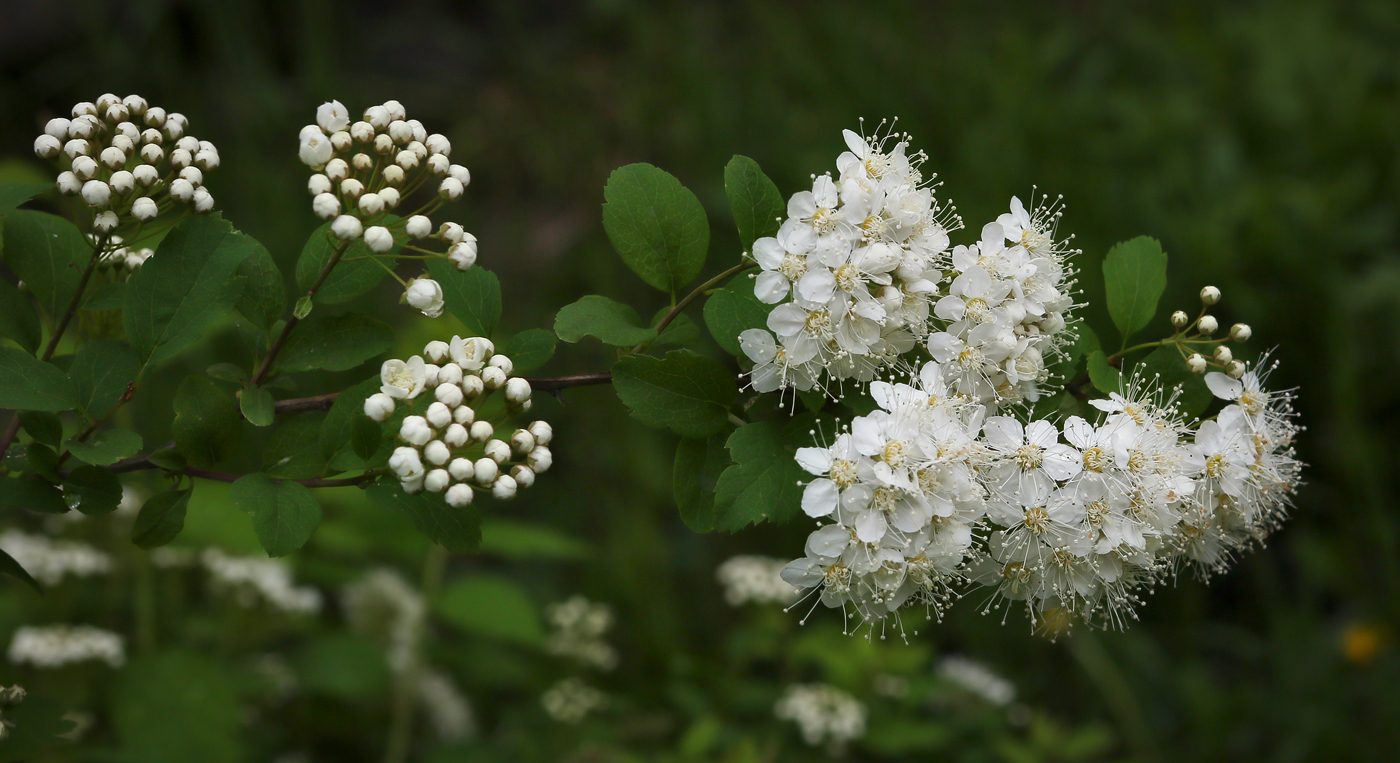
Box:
983 417 1025 448
754 271 790 304
801 479 839 517
752 237 785 268
855 509 887 543
795 447 834 474
738 329 776 362
1205 372 1243 400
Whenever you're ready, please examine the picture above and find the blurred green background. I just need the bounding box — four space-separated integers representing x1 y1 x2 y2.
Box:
2 0 1399 760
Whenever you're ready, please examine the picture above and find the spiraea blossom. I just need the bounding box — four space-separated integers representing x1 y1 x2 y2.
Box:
774 683 867 750
344 568 426 674
367 336 553 504
8 625 125 669
544 596 618 671
200 548 322 615
36 94 218 236
0 530 111 586
540 677 607 724
715 555 800 606
299 99 477 317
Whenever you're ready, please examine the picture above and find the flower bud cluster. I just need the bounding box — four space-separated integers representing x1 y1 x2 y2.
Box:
1172 286 1252 378
541 677 607 724
544 596 618 671
36 94 218 234
366 335 553 504
92 233 154 275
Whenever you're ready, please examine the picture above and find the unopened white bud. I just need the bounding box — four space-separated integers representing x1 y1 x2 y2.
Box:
505 377 531 404
448 458 474 482
448 236 477 270
1214 345 1233 363
448 164 471 186
373 134 394 155
400 415 433 446
140 143 164 164
170 148 192 169
358 193 386 217
364 393 396 422
439 222 464 242
382 165 405 186
105 104 129 124
443 423 468 448
438 177 464 200
510 429 536 455
64 138 90 158
141 128 162 145
473 458 498 486
425 402 452 429
144 106 167 128
351 121 375 143
1226 360 1246 379
317 99 350 133
71 155 98 179
194 150 219 171
312 193 341 220
481 366 507 390
469 420 493 443
33 134 61 159
178 166 202 185
511 465 536 488
93 211 119 233
424 340 449 363
400 476 424 494
116 123 140 142
405 277 445 318
330 131 352 152
81 180 111 207
422 363 440 388
1230 323 1251 341
383 100 407 121
488 354 513 375
407 140 428 161
406 215 432 239
377 187 400 209
123 94 148 114
426 134 451 156
388 120 413 144
424 440 451 466
365 105 390 129
168 178 193 202
394 150 418 171
1197 315 1219 335
331 214 363 241
452 405 475 426
110 170 135 195
339 178 364 200
45 117 71 139
527 420 553 446
176 136 200 154
352 152 373 172
111 133 135 153
484 439 510 464
325 158 349 183
57 171 82 195
131 196 159 221
193 188 214 213
491 474 517 500
1187 353 1207 374
460 374 484 399
98 146 125 169
426 154 451 177
133 164 159 187
527 446 552 473
96 92 119 111
434 380 463 408
445 483 474 508
165 112 189 138
1200 285 1221 305
424 469 450 493
437 363 464 386
72 101 98 118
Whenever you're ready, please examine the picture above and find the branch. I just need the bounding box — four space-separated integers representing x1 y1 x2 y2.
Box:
269 373 616 414
250 238 352 387
634 261 755 353
97 445 382 487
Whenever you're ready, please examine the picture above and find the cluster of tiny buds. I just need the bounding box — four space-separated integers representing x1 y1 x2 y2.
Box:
1169 286 1251 378
365 336 553 506
36 94 218 233
93 234 153 274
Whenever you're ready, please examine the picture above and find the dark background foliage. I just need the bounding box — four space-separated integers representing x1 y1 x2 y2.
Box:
1 0 1398 760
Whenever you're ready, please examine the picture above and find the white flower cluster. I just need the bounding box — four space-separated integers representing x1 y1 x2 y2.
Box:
299 99 477 317
92 233 153 275
343 568 425 674
715 555 799 606
201 548 323 615
544 596 617 671
7 625 125 669
742 124 961 393
540 677 607 724
0 530 110 586
417 669 476 742
773 683 867 750
781 356 1302 630
367 336 553 505
937 655 1016 706
36 94 217 234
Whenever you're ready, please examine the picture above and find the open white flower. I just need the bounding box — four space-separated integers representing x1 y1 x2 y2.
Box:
381 356 427 399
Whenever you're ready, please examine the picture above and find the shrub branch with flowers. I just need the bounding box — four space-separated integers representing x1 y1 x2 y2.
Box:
0 98 1302 748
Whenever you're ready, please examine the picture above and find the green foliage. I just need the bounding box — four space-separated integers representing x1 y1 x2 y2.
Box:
503 328 557 372
65 428 142 466
62 464 123 515
673 435 729 532
131 488 191 548
0 182 50 217
230 473 323 556
0 345 76 411
724 155 785 254
67 338 141 418
602 163 709 294
703 277 769 357
554 294 657 346
172 375 241 467
234 236 286 329
368 481 482 552
124 214 254 365
612 349 737 437
1086 350 1121 395
239 386 275 426
295 223 393 305
0 275 40 353
478 519 591 560
1140 346 1213 418
111 651 243 763
712 420 808 530
18 411 61 448
0 548 41 592
0 476 66 513
436 574 544 646
427 259 501 336
319 376 379 462
1102 236 1168 346
296 635 390 699
82 282 125 311
263 412 328 479
0 697 76 761
278 311 393 372
1 210 88 321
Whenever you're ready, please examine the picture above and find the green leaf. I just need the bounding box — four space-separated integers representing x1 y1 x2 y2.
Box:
602 163 710 294
295 223 396 305
0 548 41 592
319 376 379 461
0 345 77 411
65 428 142 466
240 386 275 426
0 182 51 217
1086 350 1121 395
673 435 729 533
612 349 737 437
436 574 543 646
724 155 785 255
1102 236 1168 345
263 412 327 479
1138 346 1213 418
24 443 59 480
652 309 702 349
1 210 88 321
231 473 323 557
554 295 657 346
368 480 481 552
82 281 125 311
297 635 389 700
67 338 140 417
478 520 591 560
702 277 770 357
62 464 122 515
294 296 314 319
503 328 556 372
0 696 77 761
0 476 67 514
131 488 191 548
172 375 241 467
111 651 242 763
124 214 254 365
18 411 61 448
206 363 247 384
427 260 501 336
234 236 286 329
712 420 807 531
277 312 393 372
0 275 41 353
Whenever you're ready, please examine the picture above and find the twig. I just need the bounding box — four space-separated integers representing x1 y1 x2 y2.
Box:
249 238 352 387
633 261 755 353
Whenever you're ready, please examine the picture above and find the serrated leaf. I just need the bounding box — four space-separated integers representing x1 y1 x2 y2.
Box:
124 214 254 365
234 236 286 329
278 312 392 372
0 183 51 217
172 375 241 467
0 275 41 353
427 260 501 336
612 349 737 437
673 435 729 533
603 163 709 294
0 476 66 514
724 155 785 255
436 574 543 646
67 338 140 418
318 376 379 461
231 473 323 557
651 308 701 349
712 421 807 531
703 277 770 357
131 488 191 548
1102 236 1168 345
1086 350 1121 395
240 386 275 426
2 210 89 321
368 480 481 552
1138 346 1213 418
19 411 61 448
554 295 657 346
62 464 122 515
64 428 142 466
503 328 556 372
0 548 41 592
295 223 396 305
263 412 327 479
0 345 77 411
